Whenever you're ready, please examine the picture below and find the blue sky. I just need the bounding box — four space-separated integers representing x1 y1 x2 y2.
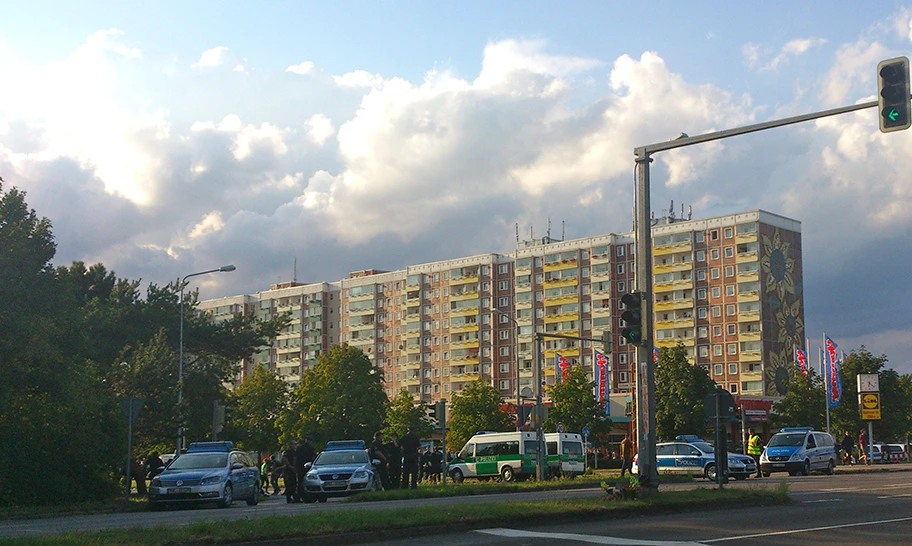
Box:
2 1 912 373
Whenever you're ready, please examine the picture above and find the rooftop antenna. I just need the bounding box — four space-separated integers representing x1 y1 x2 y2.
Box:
688 205 693 220
669 199 675 219
515 223 520 248
681 202 685 219
562 220 565 241
294 256 298 284
547 217 552 240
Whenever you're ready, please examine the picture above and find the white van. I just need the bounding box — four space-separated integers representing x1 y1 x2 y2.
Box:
760 427 838 476
545 433 585 478
448 431 537 482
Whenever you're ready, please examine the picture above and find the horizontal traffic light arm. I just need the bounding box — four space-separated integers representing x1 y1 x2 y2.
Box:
534 332 607 343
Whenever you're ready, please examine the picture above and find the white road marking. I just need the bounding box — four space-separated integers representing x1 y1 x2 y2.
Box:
700 516 912 542
802 499 844 503
877 493 912 498
475 528 705 545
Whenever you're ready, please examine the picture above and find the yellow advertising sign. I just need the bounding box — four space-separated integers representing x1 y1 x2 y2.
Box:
859 392 881 420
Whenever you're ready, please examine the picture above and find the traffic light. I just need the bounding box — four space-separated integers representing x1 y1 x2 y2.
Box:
602 330 612 354
620 292 644 346
427 402 437 423
877 56 911 133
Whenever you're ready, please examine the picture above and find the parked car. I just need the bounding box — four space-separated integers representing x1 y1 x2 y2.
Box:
301 440 382 502
760 427 837 476
632 437 757 481
148 441 260 509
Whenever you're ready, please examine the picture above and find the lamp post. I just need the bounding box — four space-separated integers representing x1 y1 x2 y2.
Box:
493 308 521 420
176 264 236 457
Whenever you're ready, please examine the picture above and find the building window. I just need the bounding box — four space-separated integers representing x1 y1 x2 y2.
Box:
727 304 736 315
711 230 718 241
699 345 709 357
713 325 721 337
696 250 705 262
724 227 733 239
697 288 706 300
728 343 737 355
499 264 509 274
727 324 736 335
617 263 625 274
726 285 735 297
714 345 722 356
714 364 723 375
499 296 509 307
500 363 510 373
698 307 707 319
729 363 738 374
499 330 510 340
725 266 734 277
712 287 721 298
499 346 510 356
730 383 738 393
711 249 719 260
695 232 704 243
499 281 509 291
697 270 706 281
617 281 626 292
619 371 628 383
698 326 708 338
618 354 628 364
711 268 720 279
725 247 734 258
499 379 510 390
481 265 490 275
617 246 625 257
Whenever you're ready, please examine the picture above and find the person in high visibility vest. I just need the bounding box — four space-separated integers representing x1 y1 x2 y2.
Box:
747 428 763 478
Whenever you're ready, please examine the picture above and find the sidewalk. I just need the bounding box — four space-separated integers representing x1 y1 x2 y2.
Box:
835 461 912 473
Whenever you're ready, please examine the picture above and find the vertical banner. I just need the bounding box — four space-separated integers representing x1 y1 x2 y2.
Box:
594 350 610 415
795 347 808 376
825 335 841 408
556 353 571 384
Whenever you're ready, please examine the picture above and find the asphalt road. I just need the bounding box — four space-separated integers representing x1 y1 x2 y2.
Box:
1 466 910 543
363 469 912 545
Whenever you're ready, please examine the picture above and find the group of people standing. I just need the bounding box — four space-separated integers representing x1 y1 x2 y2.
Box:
368 426 423 490
270 436 316 503
842 429 870 465
127 452 166 495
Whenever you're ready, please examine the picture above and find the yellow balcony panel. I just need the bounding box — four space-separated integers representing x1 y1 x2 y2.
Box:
406 296 420 305
404 360 421 369
543 259 580 272
450 339 480 349
405 345 421 354
276 346 301 356
515 300 533 309
653 241 692 255
592 306 613 317
740 351 762 361
348 292 376 302
546 329 579 339
350 322 375 331
741 371 763 381
544 348 580 359
736 233 758 244
543 312 578 323
654 262 692 273
655 320 675 330
402 377 421 386
654 281 674 291
449 323 479 333
452 356 480 365
517 316 533 325
463 372 480 381
738 312 760 322
450 290 480 301
543 294 578 306
656 317 695 329
449 274 480 286
276 358 300 367
545 277 579 288
736 252 758 264
592 269 611 279
740 332 762 342
655 338 695 348
737 292 760 303
672 279 694 290
349 306 375 316
654 298 693 311
737 271 759 282
590 253 611 263
450 306 479 316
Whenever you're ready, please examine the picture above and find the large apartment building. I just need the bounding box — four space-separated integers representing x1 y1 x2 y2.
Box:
201 209 804 402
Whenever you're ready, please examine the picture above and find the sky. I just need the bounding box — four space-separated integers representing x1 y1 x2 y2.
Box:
2 1 912 373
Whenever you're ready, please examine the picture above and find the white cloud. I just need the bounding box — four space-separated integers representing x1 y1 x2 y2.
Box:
333 70 384 88
305 114 335 145
745 37 827 72
286 61 315 74
194 46 247 72
189 211 226 239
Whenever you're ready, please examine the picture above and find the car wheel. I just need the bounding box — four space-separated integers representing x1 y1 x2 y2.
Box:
500 466 515 483
705 464 717 482
826 459 835 475
451 468 464 483
368 477 381 492
762 471 770 477
802 459 810 476
218 483 233 508
246 484 259 506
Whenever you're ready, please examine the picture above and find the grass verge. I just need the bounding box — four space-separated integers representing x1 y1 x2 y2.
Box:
0 484 788 546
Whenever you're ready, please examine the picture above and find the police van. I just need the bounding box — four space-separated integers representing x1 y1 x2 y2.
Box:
760 427 838 477
545 433 585 478
448 431 536 482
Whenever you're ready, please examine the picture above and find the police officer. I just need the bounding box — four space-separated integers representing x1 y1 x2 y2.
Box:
747 428 763 478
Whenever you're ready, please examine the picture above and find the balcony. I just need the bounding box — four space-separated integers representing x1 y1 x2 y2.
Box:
348 305 375 316
737 291 760 303
590 252 611 263
740 350 762 361
544 277 579 288
544 347 580 358
739 331 762 342
655 337 694 348
449 274 480 286
402 376 421 386
543 311 578 323
450 306 480 317
654 298 693 311
736 251 758 264
449 322 479 333
543 259 578 272
449 290 480 301
450 338 480 349
737 311 760 322
542 294 578 306
276 345 301 355
348 290 376 302
653 261 692 273
736 232 758 244
653 241 692 255
737 271 759 283
591 268 611 279
654 317 695 329
451 355 480 365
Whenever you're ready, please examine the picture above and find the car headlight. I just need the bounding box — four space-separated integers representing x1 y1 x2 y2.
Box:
200 475 223 486
352 470 369 479
305 472 321 482
789 453 802 461
150 478 161 487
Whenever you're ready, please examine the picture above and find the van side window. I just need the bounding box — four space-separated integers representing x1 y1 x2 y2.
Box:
806 436 816 448
499 441 520 456
476 442 498 457
547 441 558 456
459 444 474 459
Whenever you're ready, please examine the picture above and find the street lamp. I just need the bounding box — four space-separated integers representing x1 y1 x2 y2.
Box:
176 264 236 456
493 308 520 415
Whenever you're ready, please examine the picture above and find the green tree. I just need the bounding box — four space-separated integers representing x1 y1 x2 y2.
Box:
831 347 912 443
770 369 826 430
654 342 716 441
545 365 605 434
384 389 434 438
279 345 386 448
230 364 289 454
445 380 515 452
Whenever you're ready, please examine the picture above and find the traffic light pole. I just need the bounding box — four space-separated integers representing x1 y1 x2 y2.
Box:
633 94 889 495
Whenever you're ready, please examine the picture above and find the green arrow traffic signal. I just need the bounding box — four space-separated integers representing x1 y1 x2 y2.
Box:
877 57 911 133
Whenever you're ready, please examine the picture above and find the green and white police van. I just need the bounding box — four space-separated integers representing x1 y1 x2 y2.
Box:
447 431 585 482
447 431 537 482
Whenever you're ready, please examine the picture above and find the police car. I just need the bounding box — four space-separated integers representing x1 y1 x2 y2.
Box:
148 441 260 509
760 427 838 476
632 435 757 481
301 440 383 502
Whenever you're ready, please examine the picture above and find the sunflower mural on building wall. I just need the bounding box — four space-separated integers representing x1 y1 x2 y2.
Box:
760 228 804 396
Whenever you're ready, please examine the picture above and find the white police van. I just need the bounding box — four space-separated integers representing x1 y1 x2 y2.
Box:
760 427 838 477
